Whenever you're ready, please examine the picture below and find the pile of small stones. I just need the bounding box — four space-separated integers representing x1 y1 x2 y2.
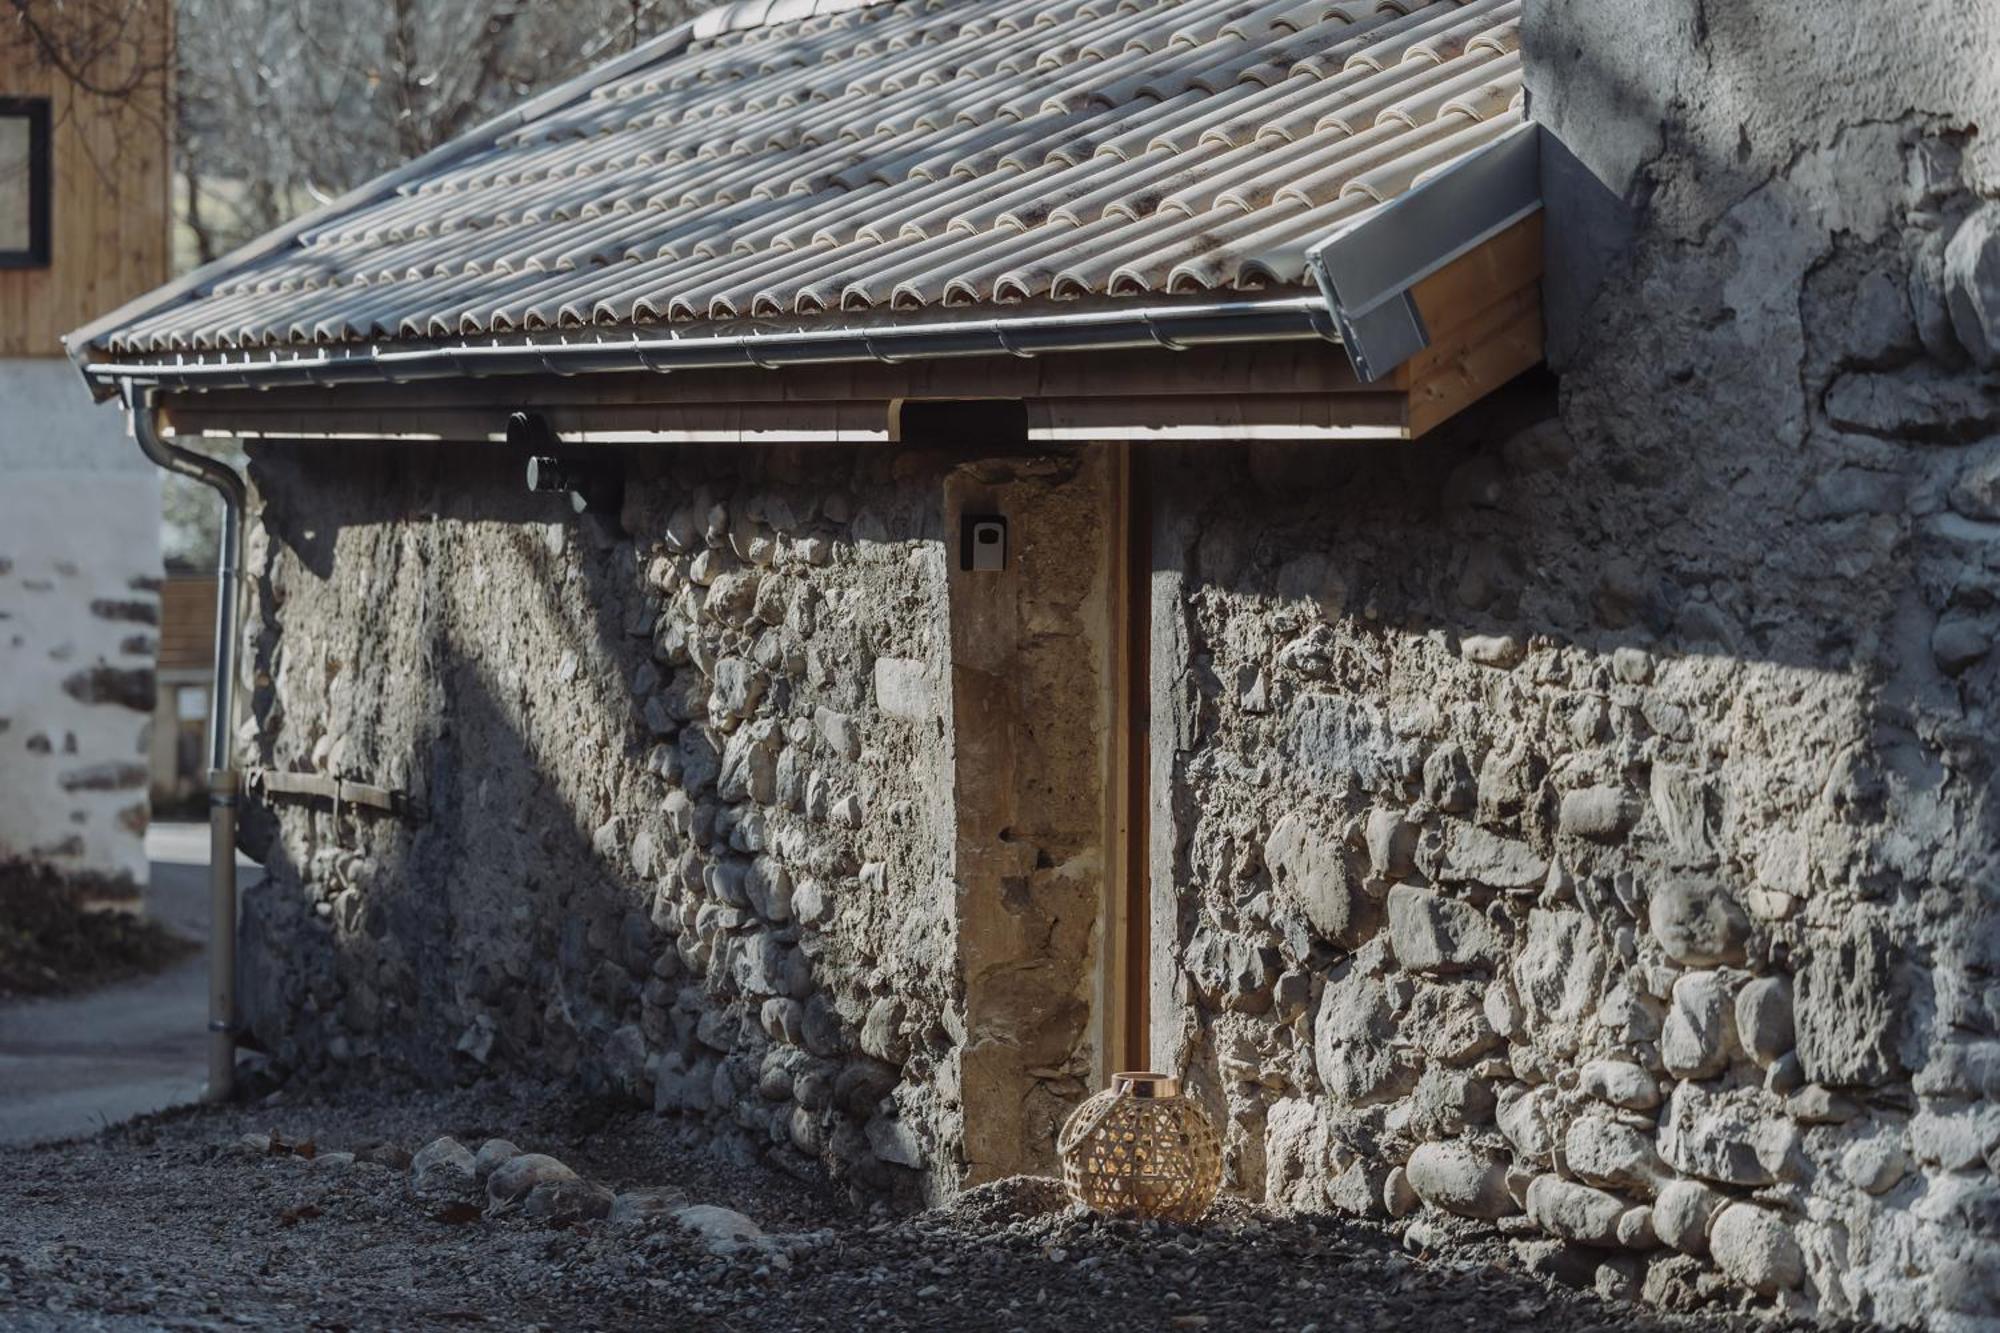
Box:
204 1131 1762 1332
235 1128 794 1261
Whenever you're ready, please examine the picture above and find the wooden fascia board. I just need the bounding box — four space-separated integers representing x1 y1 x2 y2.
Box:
157 340 1424 444
163 390 1416 445
1408 214 1543 347
157 341 1370 417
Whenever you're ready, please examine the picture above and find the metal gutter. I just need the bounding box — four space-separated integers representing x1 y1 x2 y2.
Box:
78 296 1344 394
62 21 702 396
1306 121 1543 383
124 386 246 1104
75 125 1542 399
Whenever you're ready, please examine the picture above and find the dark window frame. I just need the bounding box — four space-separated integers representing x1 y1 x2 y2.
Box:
0 96 53 270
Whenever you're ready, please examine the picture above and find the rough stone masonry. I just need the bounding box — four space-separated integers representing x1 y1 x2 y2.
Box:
236 441 1110 1214
1138 7 2000 1330
222 8 2000 1330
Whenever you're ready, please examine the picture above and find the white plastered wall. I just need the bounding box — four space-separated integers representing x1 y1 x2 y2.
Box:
0 359 160 889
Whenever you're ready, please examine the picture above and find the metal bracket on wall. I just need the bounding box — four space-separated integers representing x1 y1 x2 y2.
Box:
1306 121 1543 384
248 768 425 822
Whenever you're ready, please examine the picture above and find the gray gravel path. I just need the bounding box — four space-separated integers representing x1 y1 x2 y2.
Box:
0 825 245 1149
0 1082 1785 1333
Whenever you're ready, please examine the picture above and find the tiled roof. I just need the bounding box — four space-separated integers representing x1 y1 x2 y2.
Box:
93 0 1524 357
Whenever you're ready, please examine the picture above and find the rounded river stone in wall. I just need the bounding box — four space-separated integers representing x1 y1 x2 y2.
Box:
1404 1141 1520 1219
1708 1202 1806 1294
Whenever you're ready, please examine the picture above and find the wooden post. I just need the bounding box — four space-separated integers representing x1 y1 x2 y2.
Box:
1123 446 1152 1073
1100 442 1152 1077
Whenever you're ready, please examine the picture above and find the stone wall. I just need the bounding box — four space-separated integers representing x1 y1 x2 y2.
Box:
0 359 161 892
212 4 2000 1308
235 439 1108 1207
1146 38 2000 1324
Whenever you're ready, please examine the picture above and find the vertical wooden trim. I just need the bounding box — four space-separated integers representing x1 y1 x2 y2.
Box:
1099 442 1131 1084
1122 444 1152 1073
1100 442 1154 1079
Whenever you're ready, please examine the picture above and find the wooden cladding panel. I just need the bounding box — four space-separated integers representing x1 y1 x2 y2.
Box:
163 398 895 445
163 390 1417 445
1409 214 1543 344
1402 212 1545 439
1406 294 1543 438
158 576 217 673
159 340 1372 420
1026 393 1409 440
0 3 172 358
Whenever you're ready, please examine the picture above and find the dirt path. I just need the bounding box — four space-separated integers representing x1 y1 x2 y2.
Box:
0 826 251 1148
0 1083 1779 1333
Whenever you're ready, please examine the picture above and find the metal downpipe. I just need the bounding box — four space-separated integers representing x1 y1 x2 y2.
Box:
124 385 245 1104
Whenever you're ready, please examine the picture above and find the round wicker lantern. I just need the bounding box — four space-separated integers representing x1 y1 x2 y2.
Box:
1057 1072 1222 1223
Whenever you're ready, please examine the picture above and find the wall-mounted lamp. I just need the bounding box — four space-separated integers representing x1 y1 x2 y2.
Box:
513 412 621 516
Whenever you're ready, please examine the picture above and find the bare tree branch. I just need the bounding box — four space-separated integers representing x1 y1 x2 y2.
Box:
3 0 165 101
3 0 170 197
173 0 701 262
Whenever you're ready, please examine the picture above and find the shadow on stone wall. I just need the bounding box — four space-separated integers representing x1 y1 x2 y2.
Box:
1153 370 1956 676
1143 137 2000 1317
237 438 959 1209
239 441 669 1090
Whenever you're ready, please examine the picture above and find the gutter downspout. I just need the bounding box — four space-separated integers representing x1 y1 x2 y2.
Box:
125 385 244 1104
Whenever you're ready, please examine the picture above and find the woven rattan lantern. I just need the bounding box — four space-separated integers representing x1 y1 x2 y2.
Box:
1057 1072 1222 1222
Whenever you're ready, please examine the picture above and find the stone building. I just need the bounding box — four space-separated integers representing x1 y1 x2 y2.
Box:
67 0 2000 1324
0 8 172 895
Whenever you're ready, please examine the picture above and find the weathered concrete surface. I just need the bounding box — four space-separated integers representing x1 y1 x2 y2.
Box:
1526 0 2000 373
233 442 1105 1208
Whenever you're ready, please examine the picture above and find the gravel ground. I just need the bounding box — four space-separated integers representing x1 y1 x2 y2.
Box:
0 1082 1792 1333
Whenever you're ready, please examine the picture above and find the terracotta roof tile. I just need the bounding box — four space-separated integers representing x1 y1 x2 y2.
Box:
93 0 1525 355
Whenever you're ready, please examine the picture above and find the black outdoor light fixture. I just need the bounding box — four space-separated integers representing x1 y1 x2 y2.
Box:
513 411 622 516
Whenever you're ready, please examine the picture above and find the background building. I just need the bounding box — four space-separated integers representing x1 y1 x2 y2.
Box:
0 3 172 895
